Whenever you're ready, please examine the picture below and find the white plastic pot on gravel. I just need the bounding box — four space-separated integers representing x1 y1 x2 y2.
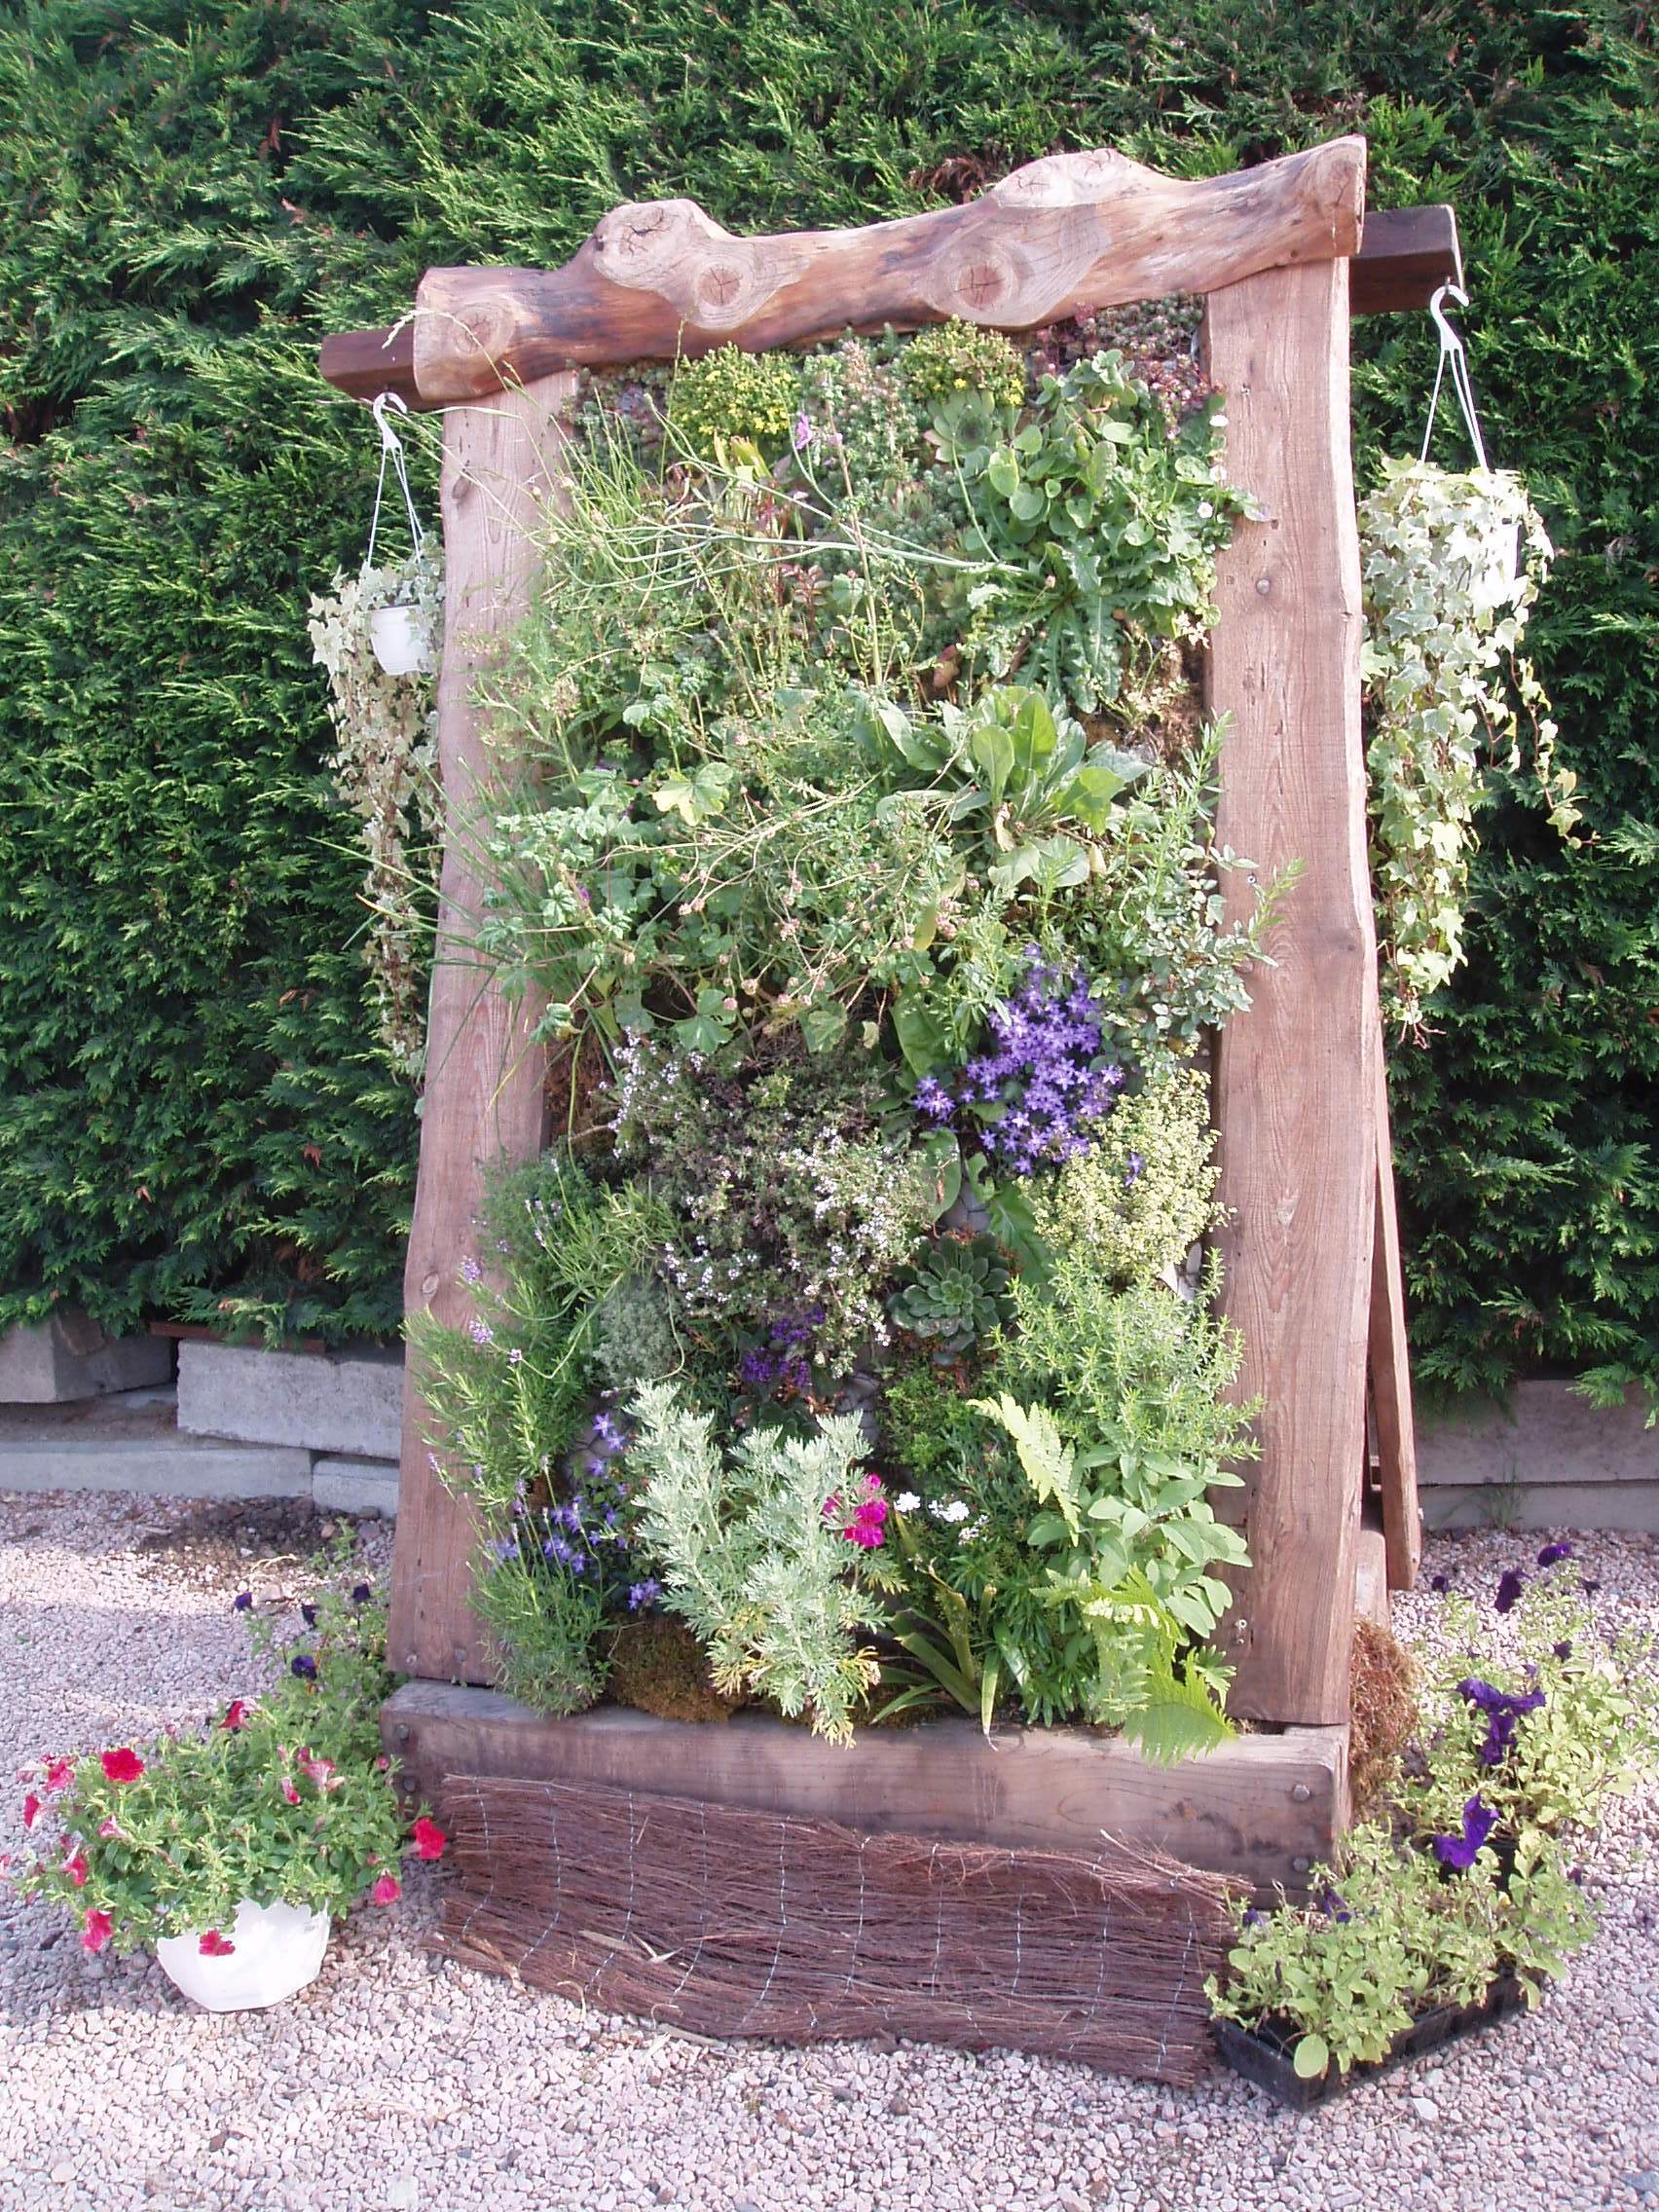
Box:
0 1490 1654 2212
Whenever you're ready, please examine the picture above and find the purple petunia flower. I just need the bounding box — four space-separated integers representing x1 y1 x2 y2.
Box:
1456 1677 1545 1765
1494 1567 1526 1614
1536 1541 1573 1568
1552 1641 1573 1662
1433 1792 1498 1871
350 1583 371 1605
233 1592 253 1612
290 1655 317 1681
300 1604 318 1629
1430 1573 1451 1595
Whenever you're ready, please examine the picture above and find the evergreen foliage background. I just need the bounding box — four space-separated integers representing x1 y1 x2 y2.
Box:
1 1 1653 1387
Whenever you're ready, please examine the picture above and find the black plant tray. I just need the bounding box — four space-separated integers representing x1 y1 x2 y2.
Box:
1213 1974 1532 2109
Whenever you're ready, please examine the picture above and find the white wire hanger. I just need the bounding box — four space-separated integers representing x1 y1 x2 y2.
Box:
365 389 426 569
1419 283 1491 473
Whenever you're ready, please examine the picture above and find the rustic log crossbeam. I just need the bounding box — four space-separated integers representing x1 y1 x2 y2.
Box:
326 133 1428 1777
320 153 1458 408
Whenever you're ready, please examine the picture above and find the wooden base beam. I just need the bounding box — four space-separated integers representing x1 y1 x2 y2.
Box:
384 1684 1348 1898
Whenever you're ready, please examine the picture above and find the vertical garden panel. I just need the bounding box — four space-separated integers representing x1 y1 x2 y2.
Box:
389 377 572 1684
1203 258 1377 1726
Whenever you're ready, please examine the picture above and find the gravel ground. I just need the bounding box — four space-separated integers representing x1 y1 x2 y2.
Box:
0 1493 1654 2212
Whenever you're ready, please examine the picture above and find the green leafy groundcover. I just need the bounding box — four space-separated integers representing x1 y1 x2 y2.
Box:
411 322 1268 1751
2 4 1655 1390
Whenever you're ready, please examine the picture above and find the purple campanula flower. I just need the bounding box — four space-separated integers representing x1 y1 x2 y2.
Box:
627 1578 663 1611
1124 1151 1146 1188
1433 1792 1498 1871
913 1075 954 1123
1494 1567 1526 1614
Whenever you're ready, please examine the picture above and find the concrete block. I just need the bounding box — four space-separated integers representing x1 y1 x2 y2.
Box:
313 1456 399 1519
0 1314 171 1404
178 1341 403 1459
1422 1480 1659 1537
0 1439 312 1501
1418 1380 1659 1489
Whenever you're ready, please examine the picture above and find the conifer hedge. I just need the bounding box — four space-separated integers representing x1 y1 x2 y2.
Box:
1 2 1653 1390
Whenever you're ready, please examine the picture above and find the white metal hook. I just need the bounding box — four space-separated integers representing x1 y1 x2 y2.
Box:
1420 282 1490 472
372 388 412 451
365 388 425 569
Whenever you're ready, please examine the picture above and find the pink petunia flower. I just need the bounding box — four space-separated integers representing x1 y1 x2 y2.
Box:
81 1909 112 1955
410 1817 447 1862
21 1794 41 1832
43 1757 74 1793
99 1749 144 1786
299 1756 341 1794
220 1700 250 1732
62 1849 89 1888
97 1818 125 1841
198 1931 236 1957
280 1778 301 1806
371 1874 401 1906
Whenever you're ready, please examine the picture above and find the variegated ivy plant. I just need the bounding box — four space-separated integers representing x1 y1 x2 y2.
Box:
1358 458 1579 1033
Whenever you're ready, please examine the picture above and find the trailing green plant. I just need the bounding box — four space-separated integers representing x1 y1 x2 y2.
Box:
1208 1549 1654 2081
307 546 444 1076
626 1380 898 1743
9 1572 440 1956
1359 459 1578 1033
1208 1818 1596 2081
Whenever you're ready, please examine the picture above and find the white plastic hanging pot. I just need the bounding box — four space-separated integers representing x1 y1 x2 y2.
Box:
155 1899 331 2012
369 599 430 677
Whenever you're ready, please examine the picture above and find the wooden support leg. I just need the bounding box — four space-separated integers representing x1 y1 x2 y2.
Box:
387 374 577 1684
1204 256 1377 1726
1369 1039 1422 1590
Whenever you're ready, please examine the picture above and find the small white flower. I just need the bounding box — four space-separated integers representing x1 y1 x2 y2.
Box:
1197 500 1214 519
940 1499 970 1526
895 1492 920 1515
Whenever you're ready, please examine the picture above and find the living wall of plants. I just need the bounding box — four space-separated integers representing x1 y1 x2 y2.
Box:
413 318 1268 1749
2 1 1654 1391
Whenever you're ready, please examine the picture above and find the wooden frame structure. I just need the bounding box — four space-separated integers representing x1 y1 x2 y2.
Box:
324 137 1452 1886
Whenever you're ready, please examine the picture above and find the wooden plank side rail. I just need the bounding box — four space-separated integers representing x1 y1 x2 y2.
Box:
384 1682 1349 1898
389 376 575 1683
1204 256 1377 1726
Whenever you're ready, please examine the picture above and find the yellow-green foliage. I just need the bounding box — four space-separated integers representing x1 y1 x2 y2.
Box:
901 319 1027 411
668 345 803 458
1029 1062 1221 1285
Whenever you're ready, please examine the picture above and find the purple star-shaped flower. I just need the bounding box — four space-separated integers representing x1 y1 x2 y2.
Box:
1433 1792 1498 1871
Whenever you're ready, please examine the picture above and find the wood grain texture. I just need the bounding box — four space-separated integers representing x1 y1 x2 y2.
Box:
1203 256 1377 1726
317 319 418 403
408 138 1364 405
387 376 576 1684
384 1683 1347 1895
1350 204 1461 314
1370 1043 1422 1590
